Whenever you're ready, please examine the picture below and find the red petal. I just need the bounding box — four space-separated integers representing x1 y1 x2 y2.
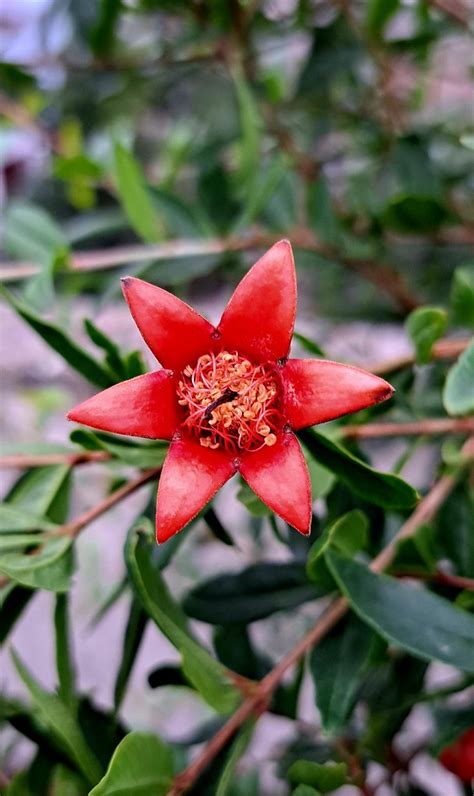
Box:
122 277 216 370
283 359 394 429
156 437 236 542
239 431 311 535
67 371 179 440
218 240 296 362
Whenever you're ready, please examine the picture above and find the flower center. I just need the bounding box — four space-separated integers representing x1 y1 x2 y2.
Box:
177 351 281 451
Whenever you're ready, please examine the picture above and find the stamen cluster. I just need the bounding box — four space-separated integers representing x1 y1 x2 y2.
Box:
177 351 280 451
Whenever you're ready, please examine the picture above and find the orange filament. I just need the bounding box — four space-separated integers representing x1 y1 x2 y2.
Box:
177 351 281 452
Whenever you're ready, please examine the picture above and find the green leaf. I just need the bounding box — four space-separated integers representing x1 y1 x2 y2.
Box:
299 430 419 510
430 704 474 755
49 764 86 796
382 194 447 232
215 721 255 796
232 65 261 193
288 761 348 793
451 264 474 328
54 594 77 711
307 510 368 587
6 465 71 522
0 287 114 389
237 480 271 517
84 319 127 381
405 307 448 364
113 597 147 711
70 429 167 468
291 787 321 796
183 562 325 625
0 584 34 644
327 552 474 673
0 537 74 592
3 201 66 263
435 479 474 577
113 143 162 243
126 528 240 713
443 340 474 416
367 0 399 39
89 732 173 796
307 177 342 246
0 505 58 533
310 617 374 733
293 332 325 357
11 651 102 786
0 533 47 551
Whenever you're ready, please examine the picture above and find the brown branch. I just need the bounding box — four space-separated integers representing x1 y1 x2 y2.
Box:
166 439 473 796
342 417 474 439
395 570 474 592
0 451 111 469
0 230 419 314
370 338 471 376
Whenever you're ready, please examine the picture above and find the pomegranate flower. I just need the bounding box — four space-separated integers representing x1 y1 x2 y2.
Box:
68 241 393 542
439 728 474 782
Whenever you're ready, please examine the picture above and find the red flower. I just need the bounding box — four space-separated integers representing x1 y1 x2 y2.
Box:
68 241 393 542
439 728 474 782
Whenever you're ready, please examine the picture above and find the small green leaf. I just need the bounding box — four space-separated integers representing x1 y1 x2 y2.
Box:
293 332 325 357
3 201 66 263
84 319 127 381
366 0 399 38
184 562 325 625
113 143 162 243
0 537 74 592
383 194 447 232
0 505 58 533
306 510 368 586
6 465 71 522
451 264 474 328
307 176 342 246
11 651 102 786
113 597 147 712
299 430 419 510
89 732 173 796
291 787 321 796
1 287 114 389
0 533 46 552
237 480 271 517
327 552 474 673
54 594 77 711
288 760 348 793
70 428 168 468
310 617 374 733
406 306 448 364
126 528 240 713
443 340 474 416
232 65 261 194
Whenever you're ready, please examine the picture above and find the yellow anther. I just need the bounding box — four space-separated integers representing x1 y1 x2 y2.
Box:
264 434 277 446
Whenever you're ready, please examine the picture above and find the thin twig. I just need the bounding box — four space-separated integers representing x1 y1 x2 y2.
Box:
0 416 471 471
370 338 471 376
0 451 111 469
342 417 474 439
166 440 473 796
0 230 419 313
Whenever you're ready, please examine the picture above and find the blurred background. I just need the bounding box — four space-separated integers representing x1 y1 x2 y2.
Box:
1 0 473 794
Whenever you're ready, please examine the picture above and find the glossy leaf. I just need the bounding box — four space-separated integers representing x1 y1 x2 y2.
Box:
54 594 77 712
406 306 448 364
11 651 102 786
183 562 325 625
450 264 474 328
327 552 474 673
310 617 374 733
0 537 74 592
126 528 240 713
299 430 419 510
113 597 147 711
89 732 173 796
113 143 162 243
288 761 348 793
1 287 114 389
70 428 168 468
215 721 255 796
306 510 368 587
443 340 474 416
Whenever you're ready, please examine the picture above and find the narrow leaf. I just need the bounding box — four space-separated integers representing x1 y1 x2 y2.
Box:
443 340 474 416
406 306 448 364
113 143 162 243
11 651 102 786
327 552 474 673
54 594 77 711
89 732 173 796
